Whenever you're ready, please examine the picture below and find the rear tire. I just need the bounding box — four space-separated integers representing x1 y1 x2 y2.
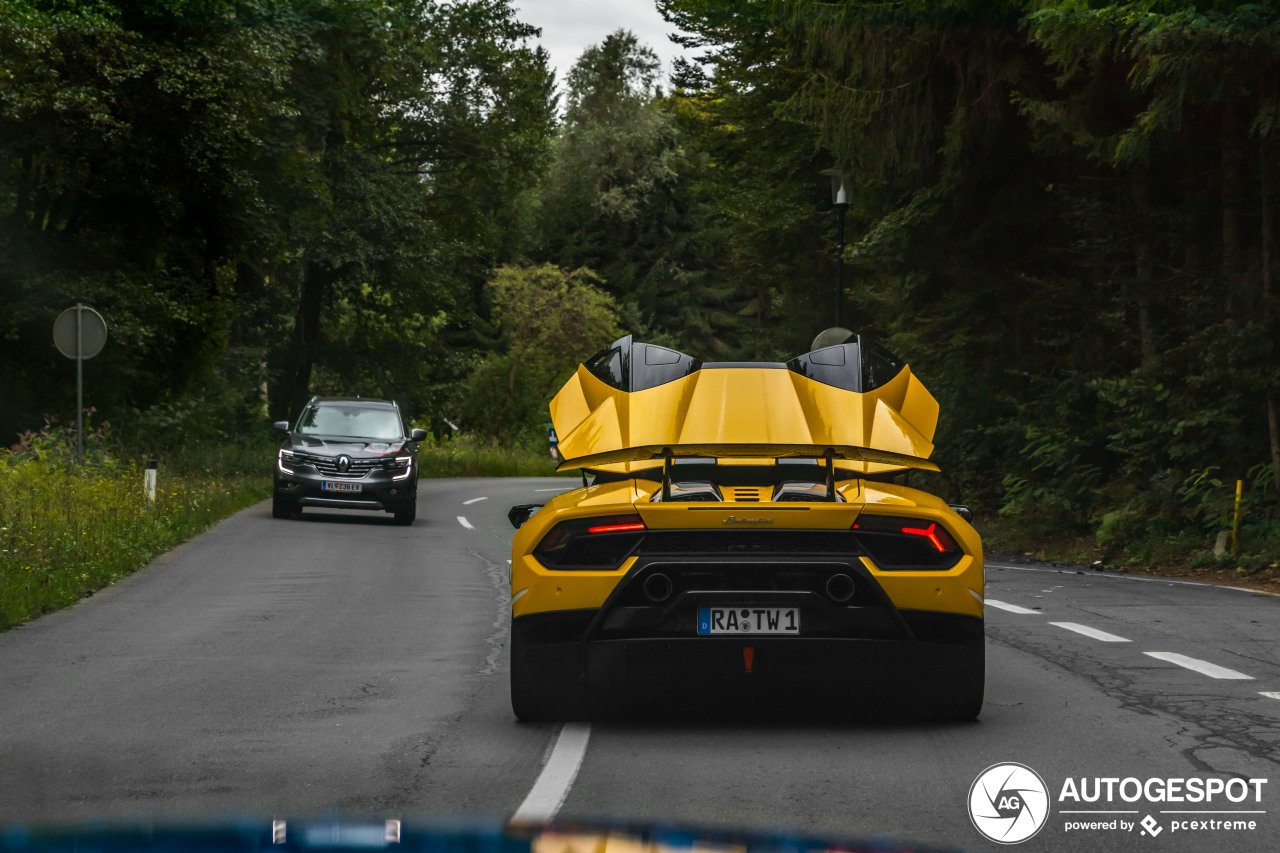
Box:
510 665 555 723
393 501 416 525
272 496 300 519
940 640 985 722
510 630 582 722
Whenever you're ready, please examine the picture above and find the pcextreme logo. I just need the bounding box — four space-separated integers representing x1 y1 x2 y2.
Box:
969 763 1051 844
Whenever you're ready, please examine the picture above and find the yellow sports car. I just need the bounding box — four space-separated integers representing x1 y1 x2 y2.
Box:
508 334 984 721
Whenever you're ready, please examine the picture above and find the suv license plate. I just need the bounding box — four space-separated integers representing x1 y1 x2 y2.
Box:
697 607 799 635
322 481 362 493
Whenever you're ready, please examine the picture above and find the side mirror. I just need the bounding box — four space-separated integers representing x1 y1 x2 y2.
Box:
273 421 291 432
949 504 974 523
410 428 428 441
508 504 543 530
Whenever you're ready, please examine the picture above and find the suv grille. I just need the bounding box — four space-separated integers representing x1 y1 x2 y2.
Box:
294 452 383 478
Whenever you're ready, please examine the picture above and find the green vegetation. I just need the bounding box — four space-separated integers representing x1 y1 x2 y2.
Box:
0 422 268 630
417 434 569 479
3 0 1279 575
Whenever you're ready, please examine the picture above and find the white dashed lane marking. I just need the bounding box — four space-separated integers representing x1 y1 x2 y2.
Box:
985 599 1041 615
1050 622 1131 643
457 516 475 530
534 487 568 492
511 723 591 823
1260 692 1280 700
463 496 488 505
1144 652 1254 680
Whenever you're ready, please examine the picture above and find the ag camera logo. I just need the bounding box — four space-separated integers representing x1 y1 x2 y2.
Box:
969 762 1051 844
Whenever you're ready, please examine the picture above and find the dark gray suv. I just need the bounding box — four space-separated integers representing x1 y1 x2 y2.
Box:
273 397 427 524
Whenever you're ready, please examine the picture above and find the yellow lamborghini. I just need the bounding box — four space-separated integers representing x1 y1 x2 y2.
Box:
507 333 984 722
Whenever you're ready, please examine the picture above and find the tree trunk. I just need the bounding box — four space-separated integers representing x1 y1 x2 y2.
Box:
1263 136 1280 506
1262 135 1273 305
1222 102 1244 320
1269 394 1280 507
1132 166 1155 374
279 261 332 422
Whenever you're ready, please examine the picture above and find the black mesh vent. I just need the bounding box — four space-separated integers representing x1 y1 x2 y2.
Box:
638 531 863 556
857 532 957 569
551 533 644 568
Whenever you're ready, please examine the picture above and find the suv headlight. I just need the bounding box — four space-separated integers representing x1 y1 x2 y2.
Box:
391 455 414 479
277 449 297 474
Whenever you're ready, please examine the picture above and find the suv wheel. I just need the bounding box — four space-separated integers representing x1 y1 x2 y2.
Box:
393 501 416 525
272 496 300 519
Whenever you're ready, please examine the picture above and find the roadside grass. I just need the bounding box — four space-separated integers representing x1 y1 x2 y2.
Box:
0 442 268 631
417 434 570 478
980 514 1280 593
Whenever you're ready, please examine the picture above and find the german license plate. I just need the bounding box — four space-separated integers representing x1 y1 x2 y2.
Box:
321 480 362 493
697 607 799 635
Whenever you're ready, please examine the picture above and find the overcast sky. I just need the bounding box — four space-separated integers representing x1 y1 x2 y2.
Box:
512 0 689 92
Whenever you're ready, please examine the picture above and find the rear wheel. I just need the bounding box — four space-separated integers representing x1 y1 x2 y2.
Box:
510 665 555 722
392 501 416 525
939 640 985 722
272 496 300 519
510 630 582 722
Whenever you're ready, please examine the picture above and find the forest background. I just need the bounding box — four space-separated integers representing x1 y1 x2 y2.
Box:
3 0 1280 574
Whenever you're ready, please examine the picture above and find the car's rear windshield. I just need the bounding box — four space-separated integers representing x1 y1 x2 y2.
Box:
296 405 403 440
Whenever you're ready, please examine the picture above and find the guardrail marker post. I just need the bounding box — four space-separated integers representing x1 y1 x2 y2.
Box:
145 461 157 505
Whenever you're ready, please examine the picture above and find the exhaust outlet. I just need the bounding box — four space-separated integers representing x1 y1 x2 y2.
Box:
825 573 856 603
643 572 673 603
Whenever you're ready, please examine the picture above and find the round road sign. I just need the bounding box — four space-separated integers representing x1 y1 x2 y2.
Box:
53 305 108 359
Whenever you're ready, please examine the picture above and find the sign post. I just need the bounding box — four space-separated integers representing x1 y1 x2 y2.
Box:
52 304 108 463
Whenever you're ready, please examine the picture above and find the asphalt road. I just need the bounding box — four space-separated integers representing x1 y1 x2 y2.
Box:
2 477 1278 853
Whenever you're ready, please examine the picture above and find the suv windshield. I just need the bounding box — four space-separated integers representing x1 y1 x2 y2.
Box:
296 404 403 440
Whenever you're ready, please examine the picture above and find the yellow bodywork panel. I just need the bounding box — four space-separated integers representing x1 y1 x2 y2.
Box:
550 362 938 475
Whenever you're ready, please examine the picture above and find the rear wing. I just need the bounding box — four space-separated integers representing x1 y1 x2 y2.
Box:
550 334 941 477
555 443 939 473
556 443 938 502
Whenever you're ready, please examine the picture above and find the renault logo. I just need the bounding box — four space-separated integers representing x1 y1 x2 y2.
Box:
337 455 351 473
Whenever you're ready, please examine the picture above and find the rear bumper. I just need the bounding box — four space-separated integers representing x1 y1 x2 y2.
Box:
512 608 983 718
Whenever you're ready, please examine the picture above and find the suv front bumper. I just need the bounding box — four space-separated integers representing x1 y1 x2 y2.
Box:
274 465 417 513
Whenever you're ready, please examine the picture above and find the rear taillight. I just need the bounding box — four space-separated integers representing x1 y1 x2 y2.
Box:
587 521 646 534
852 514 963 570
535 514 647 570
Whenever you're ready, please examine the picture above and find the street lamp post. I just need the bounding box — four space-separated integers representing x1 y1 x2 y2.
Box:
820 168 851 329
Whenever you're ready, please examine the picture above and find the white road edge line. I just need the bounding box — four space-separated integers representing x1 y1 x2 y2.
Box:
1050 622 1131 643
1258 692 1280 701
457 516 475 530
511 723 591 823
986 599 1041 615
463 496 488 505
986 562 1268 595
1145 652 1254 680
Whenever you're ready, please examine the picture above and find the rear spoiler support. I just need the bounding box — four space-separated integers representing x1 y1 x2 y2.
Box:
661 448 673 501
824 448 836 501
